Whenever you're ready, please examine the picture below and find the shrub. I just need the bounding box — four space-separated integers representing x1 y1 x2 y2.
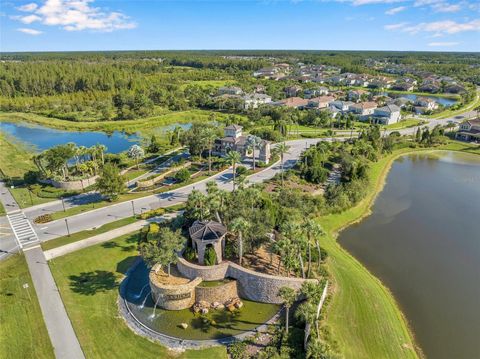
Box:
249 128 283 142
204 246 217 266
174 168 191 183
139 208 165 220
23 171 38 185
228 341 249 359
183 247 196 261
236 165 247 176
34 214 53 224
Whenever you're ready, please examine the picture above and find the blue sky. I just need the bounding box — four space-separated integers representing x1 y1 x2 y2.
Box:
1 0 479 52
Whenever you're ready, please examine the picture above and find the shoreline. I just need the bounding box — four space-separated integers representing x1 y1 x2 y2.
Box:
322 144 479 359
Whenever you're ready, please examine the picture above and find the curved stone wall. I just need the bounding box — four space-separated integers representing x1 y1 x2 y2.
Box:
195 280 238 304
176 257 317 304
149 265 202 310
39 175 98 190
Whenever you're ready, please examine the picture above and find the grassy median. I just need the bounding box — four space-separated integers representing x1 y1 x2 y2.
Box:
0 255 54 359
48 232 227 359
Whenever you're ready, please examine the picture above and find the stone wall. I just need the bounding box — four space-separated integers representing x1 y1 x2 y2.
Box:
177 257 229 281
39 175 98 191
176 258 317 304
149 265 202 310
136 162 191 189
195 280 238 304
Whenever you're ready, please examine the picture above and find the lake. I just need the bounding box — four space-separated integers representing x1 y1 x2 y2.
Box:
338 151 480 359
384 93 457 107
0 121 141 153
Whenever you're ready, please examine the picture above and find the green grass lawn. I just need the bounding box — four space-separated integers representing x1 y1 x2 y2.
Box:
0 132 35 179
48 233 227 359
385 118 421 130
10 187 56 208
0 201 5 215
0 255 54 359
41 216 137 251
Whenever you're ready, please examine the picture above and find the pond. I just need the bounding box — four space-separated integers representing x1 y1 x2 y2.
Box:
124 262 280 340
0 121 141 153
383 93 457 107
338 151 480 359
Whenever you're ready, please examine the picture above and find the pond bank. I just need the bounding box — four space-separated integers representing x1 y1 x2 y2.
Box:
319 141 479 359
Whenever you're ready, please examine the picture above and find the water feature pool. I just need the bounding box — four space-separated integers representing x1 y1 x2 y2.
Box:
338 151 480 359
123 261 280 341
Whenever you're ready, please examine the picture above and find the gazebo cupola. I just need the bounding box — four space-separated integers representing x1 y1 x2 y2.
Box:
189 220 227 265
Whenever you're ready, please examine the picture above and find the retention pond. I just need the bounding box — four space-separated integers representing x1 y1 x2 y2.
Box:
339 151 480 359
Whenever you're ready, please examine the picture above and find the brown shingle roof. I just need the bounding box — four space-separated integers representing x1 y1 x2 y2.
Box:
189 220 227 242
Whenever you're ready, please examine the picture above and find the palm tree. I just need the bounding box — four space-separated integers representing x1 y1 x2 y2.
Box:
276 142 290 187
96 144 107 165
296 301 318 350
282 221 305 278
204 128 217 175
225 150 241 191
278 286 297 334
246 135 261 170
128 145 145 169
230 217 250 266
186 189 208 221
304 219 325 277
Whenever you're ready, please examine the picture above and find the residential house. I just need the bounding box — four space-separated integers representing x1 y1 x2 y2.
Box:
348 89 369 102
284 85 303 97
393 97 412 109
218 86 243 96
305 95 336 109
304 87 329 99
274 97 310 109
348 102 377 117
455 120 480 142
372 104 401 125
330 100 355 112
243 93 272 109
391 82 414 92
419 80 441 93
445 84 466 94
414 97 438 114
213 125 271 163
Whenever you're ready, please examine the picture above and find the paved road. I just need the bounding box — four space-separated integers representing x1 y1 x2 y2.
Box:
26 138 321 242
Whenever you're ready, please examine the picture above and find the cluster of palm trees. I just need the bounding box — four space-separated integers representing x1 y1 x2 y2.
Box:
272 219 325 278
33 143 107 181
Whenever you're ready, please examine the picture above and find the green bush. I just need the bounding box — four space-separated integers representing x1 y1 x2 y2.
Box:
183 247 196 261
34 214 53 224
228 341 249 359
139 208 165 220
236 165 247 176
249 128 284 142
204 246 217 266
174 168 190 183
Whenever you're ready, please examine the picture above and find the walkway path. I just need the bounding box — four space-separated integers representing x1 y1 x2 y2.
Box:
0 181 85 359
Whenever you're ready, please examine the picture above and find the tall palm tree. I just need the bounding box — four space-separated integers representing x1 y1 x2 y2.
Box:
225 150 241 191
278 286 297 335
96 144 107 165
276 142 290 187
282 221 305 278
230 217 250 266
296 301 318 350
304 219 325 273
246 135 261 170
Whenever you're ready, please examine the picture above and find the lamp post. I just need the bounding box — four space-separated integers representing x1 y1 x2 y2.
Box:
28 189 33 206
61 197 66 212
131 200 135 216
64 218 70 237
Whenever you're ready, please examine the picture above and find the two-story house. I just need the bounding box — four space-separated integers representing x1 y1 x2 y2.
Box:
372 104 401 125
456 120 480 142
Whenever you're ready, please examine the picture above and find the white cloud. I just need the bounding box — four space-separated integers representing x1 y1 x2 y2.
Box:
352 0 403 5
17 3 38 12
386 6 407 14
386 19 480 35
428 41 460 46
17 27 43 35
433 3 461 12
18 14 42 24
384 22 409 30
12 0 136 32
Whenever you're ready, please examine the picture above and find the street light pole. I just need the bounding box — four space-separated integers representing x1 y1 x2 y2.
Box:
28 189 33 206
131 200 135 216
64 218 70 237
61 197 66 212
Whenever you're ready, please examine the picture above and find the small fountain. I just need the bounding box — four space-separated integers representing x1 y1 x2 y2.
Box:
133 284 149 299
149 294 162 319
138 290 151 309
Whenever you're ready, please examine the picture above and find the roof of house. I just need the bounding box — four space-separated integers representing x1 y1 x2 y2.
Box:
309 95 335 103
279 97 309 108
225 124 243 131
376 104 400 113
350 101 377 110
189 220 227 242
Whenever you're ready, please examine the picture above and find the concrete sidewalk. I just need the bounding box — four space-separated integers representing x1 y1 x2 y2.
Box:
44 212 178 260
24 246 85 359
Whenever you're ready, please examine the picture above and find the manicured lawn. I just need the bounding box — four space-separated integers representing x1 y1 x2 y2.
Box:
10 187 56 208
385 118 421 130
0 255 54 359
0 132 35 179
41 216 137 251
48 233 227 359
0 202 5 215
